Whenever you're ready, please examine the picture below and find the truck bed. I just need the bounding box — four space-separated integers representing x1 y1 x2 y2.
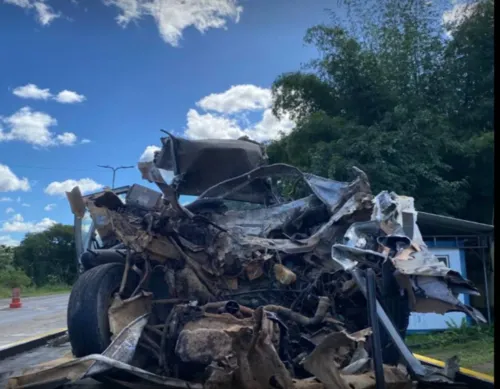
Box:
0 341 104 389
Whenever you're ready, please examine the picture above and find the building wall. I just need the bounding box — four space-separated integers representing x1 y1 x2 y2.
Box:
407 243 467 333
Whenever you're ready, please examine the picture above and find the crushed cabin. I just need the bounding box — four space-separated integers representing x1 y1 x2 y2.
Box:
8 135 486 389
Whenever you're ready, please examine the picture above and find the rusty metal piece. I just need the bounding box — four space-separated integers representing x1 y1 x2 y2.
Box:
118 249 132 296
108 292 153 338
302 329 374 389
264 296 330 327
274 263 297 285
65 186 86 219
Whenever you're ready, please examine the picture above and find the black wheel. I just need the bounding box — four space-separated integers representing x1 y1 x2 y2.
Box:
67 262 139 357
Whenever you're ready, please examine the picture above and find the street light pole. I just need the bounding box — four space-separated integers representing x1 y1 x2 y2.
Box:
97 165 134 189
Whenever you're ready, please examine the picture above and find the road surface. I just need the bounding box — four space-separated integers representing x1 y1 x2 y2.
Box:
0 294 69 348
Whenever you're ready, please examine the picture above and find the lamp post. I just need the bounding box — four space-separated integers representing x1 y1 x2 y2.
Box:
97 165 134 189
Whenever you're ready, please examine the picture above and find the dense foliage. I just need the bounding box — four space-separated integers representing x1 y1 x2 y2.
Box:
268 0 493 223
0 224 77 288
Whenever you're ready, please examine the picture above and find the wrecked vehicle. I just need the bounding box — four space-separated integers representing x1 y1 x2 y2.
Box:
8 135 486 389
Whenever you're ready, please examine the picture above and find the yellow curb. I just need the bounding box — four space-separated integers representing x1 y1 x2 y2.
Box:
414 353 494 383
0 327 67 352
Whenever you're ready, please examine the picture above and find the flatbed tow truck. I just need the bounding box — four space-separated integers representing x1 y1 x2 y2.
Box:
0 327 493 389
0 135 495 389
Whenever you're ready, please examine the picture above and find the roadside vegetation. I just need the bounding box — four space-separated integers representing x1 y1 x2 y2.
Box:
407 320 494 375
268 0 493 224
0 224 76 298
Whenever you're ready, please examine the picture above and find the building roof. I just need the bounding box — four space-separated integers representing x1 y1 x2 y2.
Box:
417 212 494 236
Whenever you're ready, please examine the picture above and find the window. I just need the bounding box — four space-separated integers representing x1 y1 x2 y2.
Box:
81 210 94 250
436 255 449 267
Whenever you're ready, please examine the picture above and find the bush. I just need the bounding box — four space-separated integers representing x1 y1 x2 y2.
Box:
0 268 32 289
407 319 493 350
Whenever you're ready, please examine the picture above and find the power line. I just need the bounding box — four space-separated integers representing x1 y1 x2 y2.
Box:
4 164 135 173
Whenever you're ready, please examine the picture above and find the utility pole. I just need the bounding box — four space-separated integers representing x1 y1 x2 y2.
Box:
97 165 134 189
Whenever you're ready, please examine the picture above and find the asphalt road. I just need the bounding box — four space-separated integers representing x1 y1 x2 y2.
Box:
0 293 69 347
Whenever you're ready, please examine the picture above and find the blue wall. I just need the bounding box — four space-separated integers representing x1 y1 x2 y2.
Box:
407 240 469 333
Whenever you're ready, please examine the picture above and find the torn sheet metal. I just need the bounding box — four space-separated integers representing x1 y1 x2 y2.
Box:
154 135 271 203
301 328 411 389
7 314 151 389
302 330 370 389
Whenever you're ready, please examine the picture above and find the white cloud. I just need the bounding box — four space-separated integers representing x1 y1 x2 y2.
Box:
44 203 56 211
185 108 295 141
1 213 56 233
81 138 91 144
105 0 243 46
21 203 30 207
12 83 86 104
246 108 295 141
4 0 60 26
5 207 15 214
0 235 20 247
197 85 272 114
0 197 13 202
185 109 245 139
0 165 31 192
33 1 60 25
54 90 86 104
0 107 78 147
11 213 23 222
44 178 103 197
184 85 295 141
139 145 161 162
6 0 243 46
12 83 51 100
56 132 78 146
442 2 477 36
4 0 31 7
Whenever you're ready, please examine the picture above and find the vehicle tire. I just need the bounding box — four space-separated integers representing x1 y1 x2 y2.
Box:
67 262 139 357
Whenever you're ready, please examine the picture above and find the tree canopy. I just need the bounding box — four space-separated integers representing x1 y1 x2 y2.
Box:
268 0 493 223
13 224 77 286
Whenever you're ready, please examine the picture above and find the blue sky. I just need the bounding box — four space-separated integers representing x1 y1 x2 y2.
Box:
0 0 337 246
0 0 465 247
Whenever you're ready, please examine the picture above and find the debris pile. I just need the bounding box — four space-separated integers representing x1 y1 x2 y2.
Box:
8 136 485 389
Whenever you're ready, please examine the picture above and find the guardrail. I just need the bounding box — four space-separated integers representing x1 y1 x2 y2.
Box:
415 353 494 389
0 328 68 361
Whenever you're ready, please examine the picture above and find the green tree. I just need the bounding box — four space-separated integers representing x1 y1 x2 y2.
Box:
0 245 15 271
269 0 493 222
13 224 76 286
0 268 31 289
440 0 494 222
0 245 32 290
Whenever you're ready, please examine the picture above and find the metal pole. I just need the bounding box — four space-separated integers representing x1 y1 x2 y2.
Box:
366 269 385 389
481 245 492 324
97 165 134 190
349 268 427 377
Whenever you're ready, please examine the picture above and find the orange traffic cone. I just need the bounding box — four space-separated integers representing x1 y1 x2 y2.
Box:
9 287 22 309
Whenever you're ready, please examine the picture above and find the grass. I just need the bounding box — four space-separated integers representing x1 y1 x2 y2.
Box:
0 284 71 299
406 322 494 376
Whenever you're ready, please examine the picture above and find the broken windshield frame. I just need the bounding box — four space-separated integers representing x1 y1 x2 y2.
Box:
74 186 130 265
